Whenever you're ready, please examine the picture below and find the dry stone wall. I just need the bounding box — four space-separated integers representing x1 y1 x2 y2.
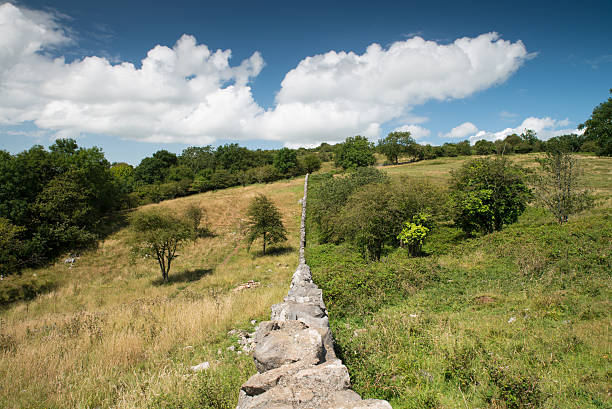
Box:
236 175 392 409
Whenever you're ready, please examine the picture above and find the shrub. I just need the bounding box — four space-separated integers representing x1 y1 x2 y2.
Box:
309 167 389 243
334 136 376 170
532 152 595 223
397 213 432 256
450 157 531 235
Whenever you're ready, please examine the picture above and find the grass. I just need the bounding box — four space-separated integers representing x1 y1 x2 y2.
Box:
0 178 305 409
308 154 612 409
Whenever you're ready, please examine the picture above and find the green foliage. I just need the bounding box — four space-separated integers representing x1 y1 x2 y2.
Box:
532 152 595 223
273 147 298 176
377 131 416 164
338 183 403 260
0 218 25 275
474 139 496 155
179 146 216 176
450 157 531 235
334 135 376 170
397 213 431 256
309 167 389 243
299 153 322 174
244 194 287 254
129 209 193 281
579 89 612 156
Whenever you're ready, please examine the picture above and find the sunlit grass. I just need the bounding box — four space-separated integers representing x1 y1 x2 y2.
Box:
0 177 304 409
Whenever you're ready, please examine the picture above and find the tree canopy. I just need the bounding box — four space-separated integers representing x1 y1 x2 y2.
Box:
244 194 287 254
579 89 612 156
334 136 376 170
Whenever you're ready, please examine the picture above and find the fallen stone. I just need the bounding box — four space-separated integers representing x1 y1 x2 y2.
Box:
190 361 210 372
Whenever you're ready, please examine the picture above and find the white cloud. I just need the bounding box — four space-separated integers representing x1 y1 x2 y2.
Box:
0 3 534 146
442 122 478 139
467 117 579 143
394 124 431 141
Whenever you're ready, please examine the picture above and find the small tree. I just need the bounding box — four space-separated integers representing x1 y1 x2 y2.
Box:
244 194 287 254
397 213 432 256
334 136 376 170
532 152 595 223
377 131 416 164
130 209 193 281
450 157 531 235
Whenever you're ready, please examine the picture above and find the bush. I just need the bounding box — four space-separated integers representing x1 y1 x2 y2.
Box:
334 136 376 169
309 167 389 243
450 157 531 235
397 213 432 256
532 152 595 223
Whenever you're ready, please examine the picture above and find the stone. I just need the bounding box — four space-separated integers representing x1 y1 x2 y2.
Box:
253 321 325 373
190 361 209 372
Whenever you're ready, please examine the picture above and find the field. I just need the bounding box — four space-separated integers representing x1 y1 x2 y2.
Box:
307 154 612 408
1 153 610 409
0 179 304 408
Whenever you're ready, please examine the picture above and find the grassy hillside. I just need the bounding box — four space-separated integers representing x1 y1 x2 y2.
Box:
308 154 611 409
0 178 304 408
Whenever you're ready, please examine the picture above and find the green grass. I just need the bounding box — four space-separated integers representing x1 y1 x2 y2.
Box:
307 154 612 409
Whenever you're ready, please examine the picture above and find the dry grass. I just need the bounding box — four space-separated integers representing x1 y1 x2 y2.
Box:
0 177 304 408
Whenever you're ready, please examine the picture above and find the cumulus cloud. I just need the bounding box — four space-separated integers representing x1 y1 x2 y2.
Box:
1 3 534 146
394 124 431 141
465 117 579 144
442 122 478 139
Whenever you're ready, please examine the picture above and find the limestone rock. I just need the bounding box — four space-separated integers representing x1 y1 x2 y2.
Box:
253 321 325 373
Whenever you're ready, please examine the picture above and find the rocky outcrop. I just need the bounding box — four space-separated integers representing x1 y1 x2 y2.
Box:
236 174 391 409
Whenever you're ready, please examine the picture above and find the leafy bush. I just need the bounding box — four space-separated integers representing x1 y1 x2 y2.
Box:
397 213 432 256
334 135 376 169
450 157 531 235
309 167 389 243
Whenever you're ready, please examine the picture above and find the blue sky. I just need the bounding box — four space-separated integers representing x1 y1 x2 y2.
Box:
0 0 610 165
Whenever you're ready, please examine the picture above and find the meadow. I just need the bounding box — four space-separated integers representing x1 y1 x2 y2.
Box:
1 153 610 409
307 154 611 408
0 179 304 408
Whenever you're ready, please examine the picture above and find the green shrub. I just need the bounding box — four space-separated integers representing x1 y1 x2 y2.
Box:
450 157 531 235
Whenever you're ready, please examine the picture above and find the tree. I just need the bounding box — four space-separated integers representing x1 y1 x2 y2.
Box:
578 89 612 156
338 183 403 261
130 209 193 281
244 194 287 254
310 167 389 243
450 157 531 235
179 146 216 176
397 213 432 256
474 140 496 155
334 136 376 170
377 131 415 164
273 147 298 176
299 153 322 174
532 152 595 223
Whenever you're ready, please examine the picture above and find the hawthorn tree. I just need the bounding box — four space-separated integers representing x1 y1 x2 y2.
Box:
377 131 416 164
244 194 287 254
450 157 531 235
130 209 193 281
532 152 595 223
334 136 376 170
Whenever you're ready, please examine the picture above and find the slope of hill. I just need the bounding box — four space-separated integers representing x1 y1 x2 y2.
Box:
307 154 612 409
0 178 304 408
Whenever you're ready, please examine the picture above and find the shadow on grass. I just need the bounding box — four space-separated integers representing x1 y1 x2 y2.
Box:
152 268 213 285
196 227 217 239
250 245 295 258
